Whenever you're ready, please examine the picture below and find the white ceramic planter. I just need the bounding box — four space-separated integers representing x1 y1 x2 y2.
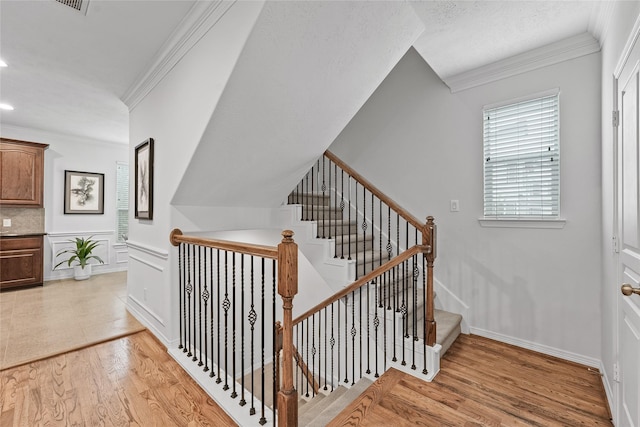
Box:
74 264 92 281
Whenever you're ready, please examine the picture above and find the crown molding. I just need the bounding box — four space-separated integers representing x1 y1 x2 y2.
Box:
588 0 615 46
121 0 237 111
0 123 127 147
444 32 601 93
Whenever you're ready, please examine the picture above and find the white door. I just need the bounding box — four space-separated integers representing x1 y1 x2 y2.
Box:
617 35 640 427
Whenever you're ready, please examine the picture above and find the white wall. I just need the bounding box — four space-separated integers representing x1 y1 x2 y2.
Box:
329 47 603 365
1 125 129 280
127 1 268 345
600 2 640 422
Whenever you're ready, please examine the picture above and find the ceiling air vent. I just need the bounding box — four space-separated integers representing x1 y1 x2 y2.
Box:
54 0 90 15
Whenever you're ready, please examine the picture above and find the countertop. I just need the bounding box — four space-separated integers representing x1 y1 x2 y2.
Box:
0 232 47 238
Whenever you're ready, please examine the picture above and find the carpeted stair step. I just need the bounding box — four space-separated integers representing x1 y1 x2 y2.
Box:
316 219 358 237
301 206 344 221
288 193 331 207
301 378 374 426
412 309 462 356
333 233 374 254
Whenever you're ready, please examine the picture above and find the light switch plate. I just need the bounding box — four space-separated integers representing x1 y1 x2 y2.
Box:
2 218 11 227
450 200 459 212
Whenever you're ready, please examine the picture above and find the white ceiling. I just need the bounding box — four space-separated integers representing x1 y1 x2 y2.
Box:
0 0 607 146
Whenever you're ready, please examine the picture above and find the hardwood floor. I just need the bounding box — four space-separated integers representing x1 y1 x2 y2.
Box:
329 334 613 426
0 332 612 426
0 331 237 426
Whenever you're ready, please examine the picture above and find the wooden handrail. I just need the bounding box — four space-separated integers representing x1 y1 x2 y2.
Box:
293 245 427 326
325 150 424 231
169 228 279 259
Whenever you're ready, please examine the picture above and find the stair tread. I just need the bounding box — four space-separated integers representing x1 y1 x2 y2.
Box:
300 385 347 419
304 378 374 426
298 392 326 417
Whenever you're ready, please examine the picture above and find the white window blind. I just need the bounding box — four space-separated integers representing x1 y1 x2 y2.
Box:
116 162 129 242
483 92 560 219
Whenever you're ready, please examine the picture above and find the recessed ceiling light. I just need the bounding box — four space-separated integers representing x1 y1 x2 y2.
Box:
0 59 7 68
0 103 14 111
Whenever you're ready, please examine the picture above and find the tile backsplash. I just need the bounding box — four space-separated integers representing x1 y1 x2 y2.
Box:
0 207 45 234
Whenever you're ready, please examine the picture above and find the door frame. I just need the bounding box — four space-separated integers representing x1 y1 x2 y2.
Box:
613 15 640 425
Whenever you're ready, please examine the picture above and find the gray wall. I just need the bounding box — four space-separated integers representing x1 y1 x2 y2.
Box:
330 47 603 365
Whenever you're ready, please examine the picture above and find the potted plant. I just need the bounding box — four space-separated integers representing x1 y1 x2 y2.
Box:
54 236 104 280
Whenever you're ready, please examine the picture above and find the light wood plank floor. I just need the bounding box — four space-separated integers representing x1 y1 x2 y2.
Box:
0 272 144 370
0 330 237 426
329 334 613 426
0 331 613 426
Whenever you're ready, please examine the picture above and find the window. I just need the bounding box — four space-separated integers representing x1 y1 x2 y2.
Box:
116 162 129 242
483 91 560 220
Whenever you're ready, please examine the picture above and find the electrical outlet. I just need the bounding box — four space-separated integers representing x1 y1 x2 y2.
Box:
450 200 459 212
2 218 11 227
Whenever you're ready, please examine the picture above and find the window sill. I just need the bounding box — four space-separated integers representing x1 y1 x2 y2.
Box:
478 218 566 229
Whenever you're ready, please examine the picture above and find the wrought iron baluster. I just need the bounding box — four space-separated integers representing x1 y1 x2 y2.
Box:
337 300 341 385
239 255 246 406
321 156 326 238
412 254 418 371
383 270 388 373
344 294 349 384
327 157 332 239
387 206 392 262
379 200 383 269
304 318 309 398
351 290 356 385
186 244 192 357
340 169 345 259
216 249 222 382
330 303 335 391
402 260 408 366
348 176 352 260
392 266 397 363
198 246 203 366
361 186 366 279
231 253 237 399
354 182 358 273
249 257 256 414
359 286 363 379
223 251 229 390
209 248 215 376
366 281 371 375
373 278 380 378
312 313 316 397
260 258 265 421
311 163 315 221
202 247 210 372
371 193 375 274
323 307 328 390
179 243 184 350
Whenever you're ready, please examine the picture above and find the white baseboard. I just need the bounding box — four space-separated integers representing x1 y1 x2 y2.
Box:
599 360 616 423
469 326 601 368
126 300 170 348
44 265 127 282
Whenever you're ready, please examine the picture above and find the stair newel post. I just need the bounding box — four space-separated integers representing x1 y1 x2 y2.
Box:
277 230 298 427
422 217 437 347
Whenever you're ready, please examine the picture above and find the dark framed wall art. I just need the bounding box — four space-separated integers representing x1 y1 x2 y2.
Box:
135 138 154 220
64 170 105 214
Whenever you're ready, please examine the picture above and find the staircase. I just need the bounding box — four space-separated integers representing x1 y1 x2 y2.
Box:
281 152 463 424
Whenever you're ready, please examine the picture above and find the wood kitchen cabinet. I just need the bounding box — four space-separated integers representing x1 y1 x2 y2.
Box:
0 138 48 207
0 235 44 289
